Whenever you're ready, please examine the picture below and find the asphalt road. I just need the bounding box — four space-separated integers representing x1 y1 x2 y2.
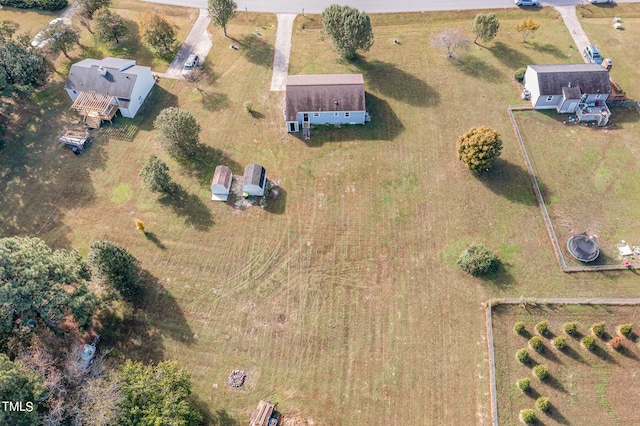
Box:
143 0 637 13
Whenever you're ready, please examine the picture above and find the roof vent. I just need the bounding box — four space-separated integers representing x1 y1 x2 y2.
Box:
98 66 108 77
568 82 572 87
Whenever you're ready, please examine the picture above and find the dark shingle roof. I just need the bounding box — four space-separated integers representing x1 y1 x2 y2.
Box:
65 57 150 100
243 164 266 187
529 64 611 96
285 74 365 121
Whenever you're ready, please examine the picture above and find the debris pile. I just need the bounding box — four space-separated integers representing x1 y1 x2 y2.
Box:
228 370 246 388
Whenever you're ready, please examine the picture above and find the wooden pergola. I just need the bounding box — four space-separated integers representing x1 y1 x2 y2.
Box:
71 91 118 128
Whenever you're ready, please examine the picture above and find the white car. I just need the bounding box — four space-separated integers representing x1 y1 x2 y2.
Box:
31 18 63 49
590 0 612 3
515 0 539 5
181 54 201 80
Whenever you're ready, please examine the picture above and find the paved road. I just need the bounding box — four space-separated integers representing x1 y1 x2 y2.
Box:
144 0 640 13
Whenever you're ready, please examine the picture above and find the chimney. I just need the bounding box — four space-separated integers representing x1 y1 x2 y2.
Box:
98 66 108 77
602 58 612 71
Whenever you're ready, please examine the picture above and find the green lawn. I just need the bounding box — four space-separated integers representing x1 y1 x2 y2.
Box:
513 108 640 266
1 7 640 426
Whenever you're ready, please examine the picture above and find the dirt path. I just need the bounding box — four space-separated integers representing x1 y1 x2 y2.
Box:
555 5 591 60
161 9 212 79
270 14 296 91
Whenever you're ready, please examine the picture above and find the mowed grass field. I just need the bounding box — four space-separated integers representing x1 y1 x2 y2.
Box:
514 108 640 266
2 6 640 425
493 304 640 425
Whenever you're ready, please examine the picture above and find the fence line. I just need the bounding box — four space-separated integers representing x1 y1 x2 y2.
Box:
485 297 640 426
506 106 639 273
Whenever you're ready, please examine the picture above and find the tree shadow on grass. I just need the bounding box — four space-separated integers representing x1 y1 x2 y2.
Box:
590 344 617 363
180 144 243 186
477 159 539 206
95 269 195 364
454 55 502 81
562 344 588 364
479 261 515 290
240 34 274 67
210 408 239 426
616 345 639 360
489 42 532 71
136 84 180 132
354 59 440 107
524 387 541 399
543 374 567 393
533 42 568 60
143 231 166 250
158 184 214 232
264 184 287 215
546 403 570 425
537 346 562 364
199 89 230 112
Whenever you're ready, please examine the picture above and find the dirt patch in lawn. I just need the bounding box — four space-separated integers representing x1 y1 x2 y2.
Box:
492 303 640 425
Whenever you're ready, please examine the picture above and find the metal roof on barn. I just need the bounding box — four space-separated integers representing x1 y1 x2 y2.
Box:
285 74 365 121
528 64 611 96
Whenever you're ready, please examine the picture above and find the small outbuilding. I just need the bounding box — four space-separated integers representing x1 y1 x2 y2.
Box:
567 234 600 262
242 164 266 197
211 165 232 201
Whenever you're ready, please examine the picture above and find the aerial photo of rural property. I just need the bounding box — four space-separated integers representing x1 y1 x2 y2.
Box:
1 0 640 424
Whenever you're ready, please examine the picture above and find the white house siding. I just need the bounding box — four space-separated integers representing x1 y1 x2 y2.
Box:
120 70 155 118
524 67 541 107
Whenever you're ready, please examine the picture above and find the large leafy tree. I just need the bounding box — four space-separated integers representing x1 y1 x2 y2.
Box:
140 155 173 194
472 13 499 44
39 21 80 59
0 354 44 426
0 237 98 348
87 240 141 303
153 107 201 160
456 126 503 173
76 0 112 19
118 360 203 426
208 0 237 37
516 18 540 43
138 11 177 54
93 7 128 44
322 4 374 60
0 21 49 98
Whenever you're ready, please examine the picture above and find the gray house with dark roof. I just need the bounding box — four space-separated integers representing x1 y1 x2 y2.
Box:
524 64 612 125
284 74 367 133
65 57 155 118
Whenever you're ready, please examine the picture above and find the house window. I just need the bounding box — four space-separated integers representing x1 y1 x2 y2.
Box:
334 112 339 117
594 94 601 99
344 112 350 118
546 96 554 102
313 112 319 117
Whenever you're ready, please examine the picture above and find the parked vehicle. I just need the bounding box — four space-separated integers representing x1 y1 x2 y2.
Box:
514 0 539 6
31 18 63 48
181 54 200 80
583 45 603 65
589 0 612 4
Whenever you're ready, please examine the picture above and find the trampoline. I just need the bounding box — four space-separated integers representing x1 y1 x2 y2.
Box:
567 234 600 262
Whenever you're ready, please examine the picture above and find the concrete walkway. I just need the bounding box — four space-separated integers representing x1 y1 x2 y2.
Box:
270 14 296 91
161 9 213 79
555 5 591 62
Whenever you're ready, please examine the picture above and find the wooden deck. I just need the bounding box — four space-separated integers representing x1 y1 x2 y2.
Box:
71 92 118 128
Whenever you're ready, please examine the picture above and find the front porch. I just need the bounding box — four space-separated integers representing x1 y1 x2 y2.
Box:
575 102 610 126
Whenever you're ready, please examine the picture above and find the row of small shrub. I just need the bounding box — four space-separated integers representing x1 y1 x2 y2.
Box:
519 396 550 423
0 0 67 10
514 321 633 338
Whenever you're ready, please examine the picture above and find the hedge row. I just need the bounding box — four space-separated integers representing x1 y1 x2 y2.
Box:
0 0 67 11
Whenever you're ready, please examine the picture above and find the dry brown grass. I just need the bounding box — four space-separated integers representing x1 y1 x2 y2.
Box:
1 7 640 426
493 303 640 425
